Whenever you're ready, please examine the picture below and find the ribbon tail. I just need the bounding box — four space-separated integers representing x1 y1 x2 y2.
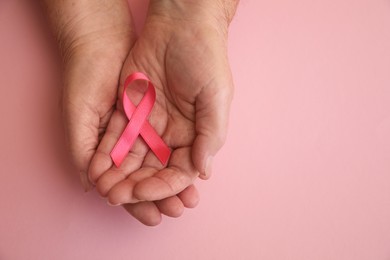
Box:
140 123 171 165
110 120 141 167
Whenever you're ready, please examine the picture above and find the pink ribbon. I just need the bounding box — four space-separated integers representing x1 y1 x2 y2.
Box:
110 72 171 167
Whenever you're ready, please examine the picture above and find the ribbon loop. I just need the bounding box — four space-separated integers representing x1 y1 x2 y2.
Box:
110 72 171 168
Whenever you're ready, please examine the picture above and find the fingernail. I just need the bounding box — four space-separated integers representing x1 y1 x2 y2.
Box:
107 200 121 207
80 171 92 192
202 156 213 178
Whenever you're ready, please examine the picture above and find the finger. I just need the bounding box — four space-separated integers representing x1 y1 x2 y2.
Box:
106 167 157 204
154 186 200 219
88 110 124 184
192 76 234 180
95 168 127 198
122 202 162 226
133 147 199 201
177 184 200 208
155 196 184 218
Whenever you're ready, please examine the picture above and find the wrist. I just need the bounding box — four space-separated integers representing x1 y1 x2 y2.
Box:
148 0 233 36
42 0 133 62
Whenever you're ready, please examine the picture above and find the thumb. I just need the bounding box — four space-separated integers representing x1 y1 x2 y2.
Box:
192 79 234 180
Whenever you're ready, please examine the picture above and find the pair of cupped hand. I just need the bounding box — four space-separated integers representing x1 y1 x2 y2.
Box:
60 1 234 226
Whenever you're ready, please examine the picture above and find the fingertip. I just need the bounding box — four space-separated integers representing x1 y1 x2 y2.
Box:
123 202 162 226
155 196 185 218
198 174 210 180
145 216 162 227
95 170 127 197
133 177 165 201
193 134 226 180
107 178 140 205
178 185 200 209
133 170 192 201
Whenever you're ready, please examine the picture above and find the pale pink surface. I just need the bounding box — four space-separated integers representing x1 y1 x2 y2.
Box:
1 0 390 259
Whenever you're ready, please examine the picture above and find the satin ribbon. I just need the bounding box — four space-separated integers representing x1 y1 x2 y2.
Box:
110 72 171 167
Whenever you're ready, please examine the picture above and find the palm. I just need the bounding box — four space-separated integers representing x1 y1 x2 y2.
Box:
89 18 233 208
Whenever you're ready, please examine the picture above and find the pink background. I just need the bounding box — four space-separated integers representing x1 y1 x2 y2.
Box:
1 0 390 259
